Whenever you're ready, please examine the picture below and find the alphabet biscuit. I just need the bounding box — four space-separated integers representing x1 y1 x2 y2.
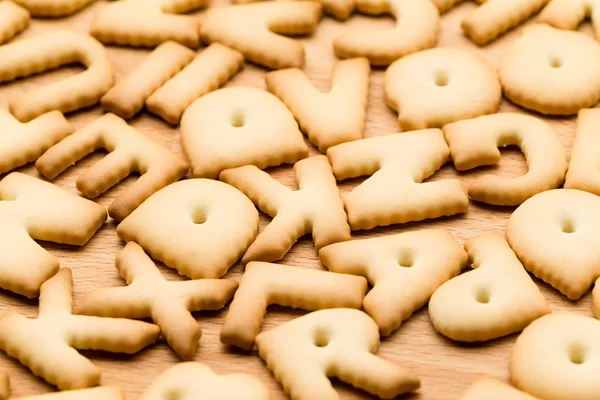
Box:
461 377 541 400
565 109 600 196
14 387 124 400
0 1 29 45
539 0 600 41
13 0 95 16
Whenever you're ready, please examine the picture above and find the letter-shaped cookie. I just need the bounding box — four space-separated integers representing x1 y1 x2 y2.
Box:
146 43 244 124
0 1 29 45
0 31 113 122
511 313 600 400
200 2 322 69
90 0 204 48
139 362 269 400
326 129 469 230
12 0 95 16
117 179 259 279
181 87 308 179
265 58 370 152
507 189 600 300
220 156 350 264
36 114 188 221
386 47 501 130
565 109 600 196
0 109 74 175
256 309 420 400
78 242 238 360
461 377 541 400
432 0 549 45
220 262 367 349
0 268 159 390
0 173 106 298
101 41 196 120
498 25 600 115
429 233 550 342
14 387 124 400
539 0 600 41
233 0 353 20
320 229 467 336
333 0 439 66
443 113 567 205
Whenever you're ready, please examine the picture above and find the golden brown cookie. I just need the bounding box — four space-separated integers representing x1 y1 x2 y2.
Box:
0 1 29 45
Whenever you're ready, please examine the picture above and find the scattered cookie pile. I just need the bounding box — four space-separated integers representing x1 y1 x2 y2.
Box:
0 0 598 398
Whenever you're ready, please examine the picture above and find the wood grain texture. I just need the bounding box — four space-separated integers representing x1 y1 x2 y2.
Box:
0 1 592 399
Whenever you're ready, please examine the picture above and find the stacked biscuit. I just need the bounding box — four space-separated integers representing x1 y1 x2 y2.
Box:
0 0 599 399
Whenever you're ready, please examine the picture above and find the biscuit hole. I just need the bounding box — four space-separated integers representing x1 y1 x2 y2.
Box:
549 56 563 68
434 71 449 87
163 388 181 400
561 217 576 233
313 328 330 348
568 342 586 365
397 249 414 268
192 209 207 225
475 287 490 304
230 110 245 128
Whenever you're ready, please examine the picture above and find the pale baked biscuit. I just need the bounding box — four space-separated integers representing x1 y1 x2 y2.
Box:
433 0 549 45
117 179 259 279
565 109 600 196
320 229 467 336
146 43 244 125
0 173 106 298
0 268 159 390
220 262 367 349
220 156 350 264
507 189 600 300
232 0 353 20
0 1 29 45
326 129 469 230
333 0 439 66
429 233 550 342
461 377 541 400
0 109 74 175
139 362 269 400
511 313 600 400
200 1 322 69
13 0 95 16
101 41 196 120
386 47 501 130
13 387 124 400
539 0 600 41
265 58 370 152
0 31 113 122
256 309 421 400
181 87 308 179
498 24 600 115
78 242 238 360
36 113 189 221
443 113 567 205
90 0 204 48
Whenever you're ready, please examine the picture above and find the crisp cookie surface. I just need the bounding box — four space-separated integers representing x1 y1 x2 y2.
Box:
36 113 189 221
220 262 367 350
0 173 106 298
117 179 259 279
0 268 159 390
565 109 600 196
181 87 308 179
13 387 124 399
101 41 196 120
385 47 501 130
200 1 322 69
333 0 439 66
320 229 467 336
507 189 600 300
232 0 353 20
13 0 95 16
0 1 29 45
139 362 269 400
429 233 550 342
90 0 205 48
146 43 244 125
266 58 370 152
220 156 351 264
0 109 74 175
538 0 600 41
326 129 469 230
461 377 541 400
443 113 567 205
498 24 600 115
256 309 420 400
0 31 113 122
510 313 600 400
78 242 238 360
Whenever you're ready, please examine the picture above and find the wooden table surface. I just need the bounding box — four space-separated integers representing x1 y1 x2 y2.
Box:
0 1 592 399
